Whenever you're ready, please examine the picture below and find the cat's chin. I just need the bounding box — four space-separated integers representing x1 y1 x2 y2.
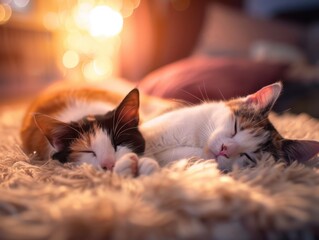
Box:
203 151 233 172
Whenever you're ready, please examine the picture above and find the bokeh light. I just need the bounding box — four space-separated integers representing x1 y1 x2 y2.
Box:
83 58 113 82
0 4 12 24
88 6 123 37
62 50 80 69
13 0 30 8
93 58 112 76
73 2 92 30
44 0 140 82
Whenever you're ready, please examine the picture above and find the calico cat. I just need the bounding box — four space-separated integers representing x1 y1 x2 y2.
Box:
20 86 159 177
140 82 319 172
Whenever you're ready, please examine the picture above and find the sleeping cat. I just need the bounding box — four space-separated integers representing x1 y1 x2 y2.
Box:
20 87 159 177
140 82 319 172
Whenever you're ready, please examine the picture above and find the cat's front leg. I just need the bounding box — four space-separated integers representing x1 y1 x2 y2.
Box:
114 153 139 177
114 153 160 177
138 157 160 176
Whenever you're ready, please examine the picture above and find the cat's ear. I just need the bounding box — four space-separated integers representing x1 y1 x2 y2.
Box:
245 82 282 113
115 88 140 127
282 139 319 163
33 113 77 151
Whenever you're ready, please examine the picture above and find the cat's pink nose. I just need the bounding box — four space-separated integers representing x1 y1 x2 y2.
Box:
217 142 239 158
101 160 115 171
217 144 229 158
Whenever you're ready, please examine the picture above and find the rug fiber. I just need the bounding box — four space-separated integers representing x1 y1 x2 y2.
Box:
1 105 319 240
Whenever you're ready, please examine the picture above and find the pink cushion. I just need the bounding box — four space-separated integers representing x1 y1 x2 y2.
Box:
139 56 287 103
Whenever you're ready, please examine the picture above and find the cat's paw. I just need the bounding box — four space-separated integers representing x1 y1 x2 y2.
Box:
114 153 138 177
138 157 160 176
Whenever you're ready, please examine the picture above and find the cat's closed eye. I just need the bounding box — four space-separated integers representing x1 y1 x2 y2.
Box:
79 150 97 157
240 153 256 164
233 119 237 137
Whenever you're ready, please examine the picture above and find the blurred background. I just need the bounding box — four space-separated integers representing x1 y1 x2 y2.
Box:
0 0 319 117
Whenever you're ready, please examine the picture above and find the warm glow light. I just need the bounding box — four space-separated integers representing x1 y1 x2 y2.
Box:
121 0 140 17
89 6 123 37
0 4 12 24
58 1 141 82
93 58 112 76
74 2 92 30
65 32 93 55
62 50 80 69
83 59 112 82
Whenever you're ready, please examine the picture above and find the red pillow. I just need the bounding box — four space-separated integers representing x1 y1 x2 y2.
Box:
139 56 287 103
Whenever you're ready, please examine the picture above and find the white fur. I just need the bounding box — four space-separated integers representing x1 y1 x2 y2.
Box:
141 102 231 164
140 101 268 171
73 129 132 169
56 99 114 123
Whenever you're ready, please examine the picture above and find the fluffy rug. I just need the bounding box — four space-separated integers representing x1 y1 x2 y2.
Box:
1 104 319 240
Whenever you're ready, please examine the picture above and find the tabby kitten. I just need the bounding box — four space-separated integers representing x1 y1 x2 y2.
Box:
140 82 319 172
20 87 159 177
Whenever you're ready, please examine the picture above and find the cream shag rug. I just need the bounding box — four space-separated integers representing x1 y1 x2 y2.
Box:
1 104 319 240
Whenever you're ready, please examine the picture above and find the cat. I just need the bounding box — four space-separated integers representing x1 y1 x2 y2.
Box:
20 86 159 177
140 82 319 172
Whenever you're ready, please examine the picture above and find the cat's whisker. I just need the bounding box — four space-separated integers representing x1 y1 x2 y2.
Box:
245 111 257 127
173 99 195 107
251 116 268 128
180 89 206 104
282 108 292 114
200 122 215 140
114 118 138 139
60 122 84 136
113 105 138 140
217 87 226 101
77 122 89 140
113 105 128 135
198 81 212 104
198 86 209 104
202 82 210 103
115 127 139 140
